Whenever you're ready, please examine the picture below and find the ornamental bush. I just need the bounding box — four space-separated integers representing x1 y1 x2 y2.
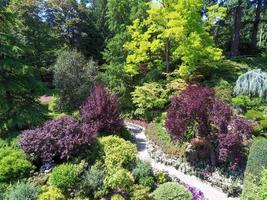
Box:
80 85 124 134
38 186 65 200
132 161 153 182
242 137 267 200
152 182 193 200
130 184 150 200
166 85 253 169
49 163 79 191
53 49 99 112
99 136 137 171
111 194 125 200
0 147 32 183
5 182 38 200
258 169 267 200
245 110 265 121
139 176 155 190
20 116 96 163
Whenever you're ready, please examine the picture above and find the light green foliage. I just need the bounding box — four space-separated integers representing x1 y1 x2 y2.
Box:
259 169 267 200
214 80 233 102
130 184 150 200
0 147 32 183
5 182 38 200
139 176 155 190
38 186 65 200
132 161 153 182
231 95 263 111
154 171 169 184
242 137 267 200
111 194 125 200
53 50 98 112
152 182 193 200
104 168 134 192
79 165 105 196
99 136 137 171
206 5 227 30
165 76 188 97
245 110 265 121
131 82 167 118
124 0 223 78
49 163 79 191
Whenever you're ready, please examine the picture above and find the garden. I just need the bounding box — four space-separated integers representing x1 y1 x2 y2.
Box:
1 0 267 200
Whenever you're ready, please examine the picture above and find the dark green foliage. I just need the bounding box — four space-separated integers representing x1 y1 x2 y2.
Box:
152 182 193 200
132 161 153 182
79 165 105 196
139 176 155 190
49 163 79 191
4 182 38 200
242 137 267 200
53 50 98 112
0 147 32 183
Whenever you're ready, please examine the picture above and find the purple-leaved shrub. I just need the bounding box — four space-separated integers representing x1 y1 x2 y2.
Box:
20 116 96 163
80 85 124 134
165 85 253 169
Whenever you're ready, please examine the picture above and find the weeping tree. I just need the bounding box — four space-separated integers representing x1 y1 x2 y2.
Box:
234 69 267 100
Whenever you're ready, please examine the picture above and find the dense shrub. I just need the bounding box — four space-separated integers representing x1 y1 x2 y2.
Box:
152 182 193 200
99 136 137 171
5 182 38 200
259 169 267 200
242 137 267 200
130 184 150 200
111 194 125 200
80 85 124 134
53 50 98 112
214 79 233 102
79 165 105 195
166 85 253 169
49 163 79 191
231 95 263 112
132 161 153 182
38 186 65 200
245 110 265 120
131 82 167 120
20 116 96 163
104 168 134 192
234 69 267 100
0 147 32 183
154 171 169 184
139 176 155 190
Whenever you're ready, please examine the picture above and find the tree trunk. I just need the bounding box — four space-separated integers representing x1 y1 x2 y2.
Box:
251 0 262 49
230 3 242 57
165 38 170 72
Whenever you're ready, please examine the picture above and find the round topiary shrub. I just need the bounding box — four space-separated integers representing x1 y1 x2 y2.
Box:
5 182 38 200
99 136 137 171
0 147 32 183
38 186 65 200
111 194 125 200
152 182 193 200
49 163 79 191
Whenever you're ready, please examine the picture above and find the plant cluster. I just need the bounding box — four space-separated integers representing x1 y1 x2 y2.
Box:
166 85 253 169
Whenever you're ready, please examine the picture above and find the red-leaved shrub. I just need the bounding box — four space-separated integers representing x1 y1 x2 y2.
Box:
80 85 124 134
166 85 253 169
20 116 97 163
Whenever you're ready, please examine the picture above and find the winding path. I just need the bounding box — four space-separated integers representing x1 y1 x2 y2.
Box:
126 122 237 200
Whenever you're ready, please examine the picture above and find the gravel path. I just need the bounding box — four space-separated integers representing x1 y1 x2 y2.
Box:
126 122 237 200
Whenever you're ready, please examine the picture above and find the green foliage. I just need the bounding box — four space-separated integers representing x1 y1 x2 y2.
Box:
5 182 38 200
111 194 125 200
139 176 155 190
79 165 105 196
130 184 150 200
99 136 137 171
53 50 98 112
38 186 65 200
49 163 79 191
131 82 167 120
231 95 263 111
245 110 265 121
214 79 233 102
258 169 267 200
104 168 134 192
132 161 153 182
242 137 267 200
124 0 223 78
154 171 169 184
0 147 32 183
152 182 193 200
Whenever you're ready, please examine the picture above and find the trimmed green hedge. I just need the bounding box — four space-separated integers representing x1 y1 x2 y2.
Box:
242 137 267 200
